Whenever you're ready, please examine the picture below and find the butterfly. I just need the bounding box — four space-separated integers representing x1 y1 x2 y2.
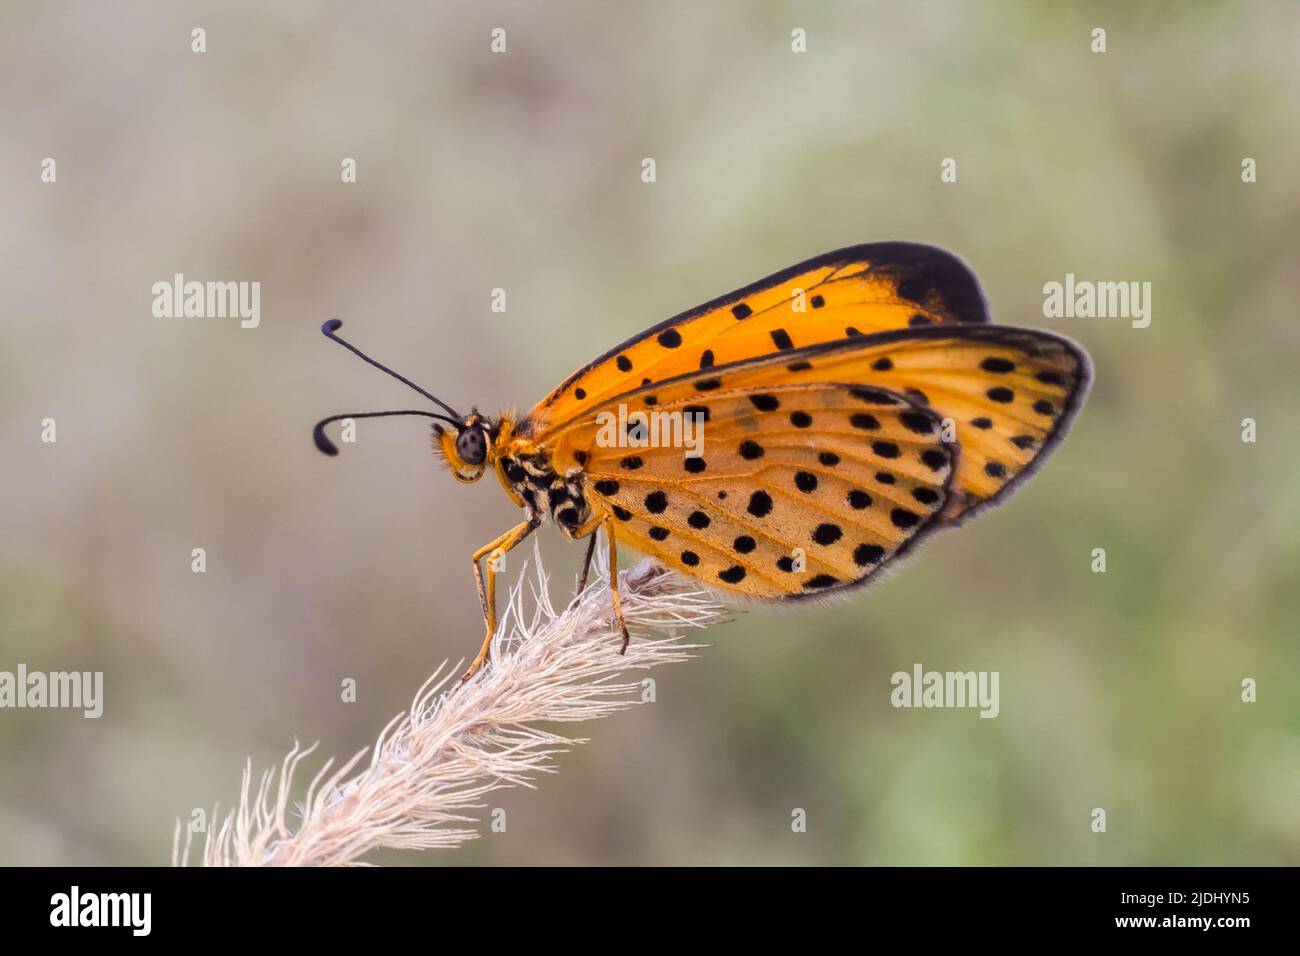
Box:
314 242 1091 681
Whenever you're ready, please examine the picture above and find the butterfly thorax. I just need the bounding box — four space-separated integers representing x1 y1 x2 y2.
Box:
493 426 590 537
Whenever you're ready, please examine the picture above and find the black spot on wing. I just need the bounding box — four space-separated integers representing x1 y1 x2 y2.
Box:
899 411 934 434
812 523 843 546
920 449 948 471
891 508 921 529
854 544 885 566
851 387 899 405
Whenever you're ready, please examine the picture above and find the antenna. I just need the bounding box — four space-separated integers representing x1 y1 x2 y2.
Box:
312 410 457 456
319 320 463 421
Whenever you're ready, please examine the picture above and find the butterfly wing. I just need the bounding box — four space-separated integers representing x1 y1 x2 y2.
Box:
689 325 1092 524
561 382 955 599
527 242 990 436
540 325 1089 529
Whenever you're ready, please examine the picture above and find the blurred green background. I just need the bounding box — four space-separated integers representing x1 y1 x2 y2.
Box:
2 0 1297 866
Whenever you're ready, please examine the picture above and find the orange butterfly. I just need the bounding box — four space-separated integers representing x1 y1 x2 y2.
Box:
314 243 1091 680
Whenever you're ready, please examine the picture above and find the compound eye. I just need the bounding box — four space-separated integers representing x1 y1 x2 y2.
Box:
455 426 487 466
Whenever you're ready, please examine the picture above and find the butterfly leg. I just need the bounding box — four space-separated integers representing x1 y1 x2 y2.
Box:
603 516 632 654
565 515 604 610
574 532 599 599
461 516 540 683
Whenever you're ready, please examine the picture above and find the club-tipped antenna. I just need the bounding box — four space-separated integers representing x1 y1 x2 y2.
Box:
320 319 463 421
312 410 458 456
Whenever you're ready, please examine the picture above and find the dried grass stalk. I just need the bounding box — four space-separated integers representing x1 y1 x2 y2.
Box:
174 540 726 866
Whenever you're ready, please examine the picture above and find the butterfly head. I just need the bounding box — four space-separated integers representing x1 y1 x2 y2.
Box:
312 319 497 484
432 411 497 483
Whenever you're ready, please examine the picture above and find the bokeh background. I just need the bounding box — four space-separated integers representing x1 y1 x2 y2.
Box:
2 0 1297 866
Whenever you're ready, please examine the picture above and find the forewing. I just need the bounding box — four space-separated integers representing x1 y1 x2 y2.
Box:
527 243 989 436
